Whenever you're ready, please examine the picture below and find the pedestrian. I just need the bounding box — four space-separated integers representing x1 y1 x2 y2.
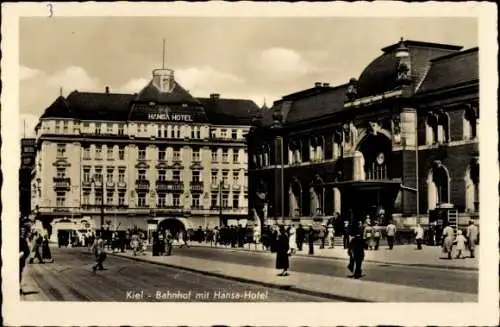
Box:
29 231 44 264
296 224 305 251
327 224 335 248
343 220 350 249
252 224 261 250
414 224 424 250
466 220 479 258
347 232 365 279
19 221 31 295
308 226 315 255
318 226 326 249
386 220 397 250
373 222 381 250
165 230 173 256
41 234 54 262
288 225 297 255
92 235 107 272
275 226 290 276
363 222 374 250
442 223 455 260
454 230 467 259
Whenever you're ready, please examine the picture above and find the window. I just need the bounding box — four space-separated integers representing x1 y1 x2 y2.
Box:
118 192 125 206
56 192 65 207
107 146 113 160
118 125 124 136
463 106 478 140
191 127 196 139
95 145 102 160
118 146 125 160
138 193 147 207
231 130 237 140
106 167 114 181
196 128 201 139
211 193 218 208
222 171 229 185
83 167 91 182
63 121 68 133
173 170 180 181
233 194 239 208
191 194 200 208
106 191 114 204
192 149 200 162
158 170 166 181
157 126 162 138
95 191 103 205
173 194 180 207
56 168 66 178
94 167 103 182
83 146 91 160
173 149 180 161
222 194 229 208
211 170 218 184
233 171 239 185
118 168 125 182
107 124 113 134
158 147 166 161
56 144 66 157
83 122 90 129
157 194 166 208
138 146 146 160
83 192 90 205
211 150 218 162
96 124 101 135
244 192 248 201
55 121 61 133
221 129 228 138
192 171 200 182
210 129 217 139
233 151 239 163
138 169 146 180
222 149 229 163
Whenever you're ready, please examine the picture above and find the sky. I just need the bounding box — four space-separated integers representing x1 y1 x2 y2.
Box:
19 17 478 137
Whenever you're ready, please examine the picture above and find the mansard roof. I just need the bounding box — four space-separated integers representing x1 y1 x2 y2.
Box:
197 97 260 126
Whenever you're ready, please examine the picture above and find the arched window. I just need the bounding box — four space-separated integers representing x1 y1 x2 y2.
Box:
463 105 478 140
333 131 342 160
465 158 479 212
427 161 450 211
309 138 316 162
288 179 302 217
315 137 324 161
426 113 438 145
437 112 450 143
167 125 172 138
295 140 302 164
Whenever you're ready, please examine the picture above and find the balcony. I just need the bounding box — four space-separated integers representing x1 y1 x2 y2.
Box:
53 177 71 191
117 181 127 189
190 181 204 192
135 179 150 191
105 181 115 190
156 180 184 192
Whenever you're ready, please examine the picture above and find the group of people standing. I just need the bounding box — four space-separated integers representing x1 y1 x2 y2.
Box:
441 220 479 259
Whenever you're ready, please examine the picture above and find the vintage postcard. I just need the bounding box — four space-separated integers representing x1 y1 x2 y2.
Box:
1 2 498 326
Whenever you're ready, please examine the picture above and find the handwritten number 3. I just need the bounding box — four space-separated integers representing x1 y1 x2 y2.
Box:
47 4 53 18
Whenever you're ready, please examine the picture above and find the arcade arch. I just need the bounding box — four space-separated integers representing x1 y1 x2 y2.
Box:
427 161 451 211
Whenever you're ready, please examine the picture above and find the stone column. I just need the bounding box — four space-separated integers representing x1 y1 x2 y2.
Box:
353 151 365 181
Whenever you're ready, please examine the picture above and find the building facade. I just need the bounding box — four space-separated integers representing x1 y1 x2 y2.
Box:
20 138 36 218
247 39 479 230
31 66 258 238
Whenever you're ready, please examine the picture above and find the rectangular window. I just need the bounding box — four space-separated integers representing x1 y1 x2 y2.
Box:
138 146 146 160
83 146 91 160
118 192 125 206
231 130 237 140
211 170 218 184
210 129 217 139
173 149 180 161
95 191 103 205
222 171 229 185
173 170 180 181
244 192 248 201
95 145 102 159
106 167 114 181
94 167 103 182
107 124 113 134
222 194 229 208
233 171 239 184
192 149 200 162
55 122 60 133
158 170 166 181
173 194 180 207
63 121 68 133
83 192 90 205
222 149 229 163
192 171 200 182
106 191 114 205
158 147 166 161
138 169 146 180
83 167 91 182
107 146 113 160
96 124 101 135
233 151 239 163
157 194 166 208
118 125 124 135
221 129 228 138
119 146 125 160
56 192 65 207
56 144 66 157
118 168 125 182
56 168 66 178
211 150 218 162
196 129 201 139
138 193 147 207
233 194 239 209
191 194 200 208
211 193 218 208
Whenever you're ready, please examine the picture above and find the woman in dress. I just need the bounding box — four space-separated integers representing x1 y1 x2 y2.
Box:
442 223 455 259
454 229 467 259
275 225 290 276
41 235 54 263
288 225 297 255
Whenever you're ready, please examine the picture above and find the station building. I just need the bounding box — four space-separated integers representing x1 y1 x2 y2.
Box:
247 39 479 230
31 66 259 239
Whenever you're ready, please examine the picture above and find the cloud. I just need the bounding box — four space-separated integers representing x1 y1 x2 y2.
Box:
117 78 150 94
19 113 40 138
175 66 244 94
20 65 42 81
46 66 100 91
258 47 311 75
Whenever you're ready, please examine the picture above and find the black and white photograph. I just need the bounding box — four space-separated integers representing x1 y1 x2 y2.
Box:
1 2 498 326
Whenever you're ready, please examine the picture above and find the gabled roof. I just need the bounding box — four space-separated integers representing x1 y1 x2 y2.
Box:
40 96 72 119
134 80 201 105
417 47 478 94
197 97 260 126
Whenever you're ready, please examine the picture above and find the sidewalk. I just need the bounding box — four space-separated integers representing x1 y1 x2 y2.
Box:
110 250 477 302
181 242 478 270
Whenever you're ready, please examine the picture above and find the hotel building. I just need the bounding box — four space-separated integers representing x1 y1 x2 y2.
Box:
31 66 259 237
247 39 479 230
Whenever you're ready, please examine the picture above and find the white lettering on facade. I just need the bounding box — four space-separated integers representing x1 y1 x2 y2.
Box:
148 113 193 122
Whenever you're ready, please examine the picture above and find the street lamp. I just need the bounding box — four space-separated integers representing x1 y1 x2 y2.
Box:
91 177 105 237
219 180 224 226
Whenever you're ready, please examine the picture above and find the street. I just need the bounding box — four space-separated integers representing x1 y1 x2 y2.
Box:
21 247 331 302
173 245 478 294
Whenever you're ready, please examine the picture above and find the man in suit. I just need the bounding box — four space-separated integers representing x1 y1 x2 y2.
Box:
347 232 365 279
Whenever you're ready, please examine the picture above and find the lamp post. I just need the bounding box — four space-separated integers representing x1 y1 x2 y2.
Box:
219 180 224 226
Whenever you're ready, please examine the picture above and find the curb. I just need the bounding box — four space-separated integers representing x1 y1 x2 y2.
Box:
108 252 370 302
186 245 479 272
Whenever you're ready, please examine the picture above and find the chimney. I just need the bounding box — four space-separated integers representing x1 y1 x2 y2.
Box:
323 83 330 87
105 86 110 94
210 93 220 100
314 82 322 87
